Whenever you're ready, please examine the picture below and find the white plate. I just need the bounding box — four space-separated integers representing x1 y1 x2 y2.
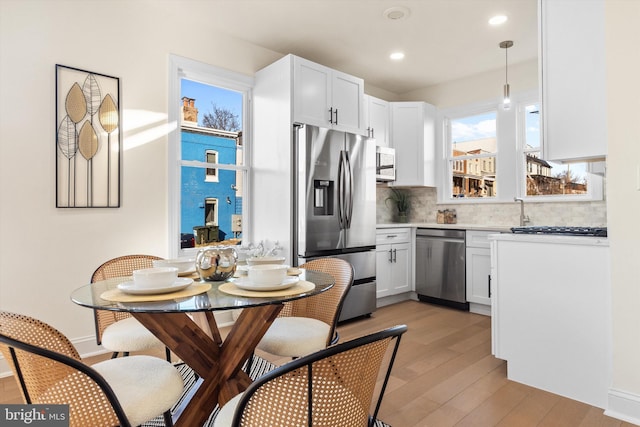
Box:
233 276 299 291
178 269 196 277
117 278 194 295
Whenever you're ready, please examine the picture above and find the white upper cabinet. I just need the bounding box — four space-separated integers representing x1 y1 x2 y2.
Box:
293 56 365 134
539 0 607 162
390 101 436 187
364 95 390 146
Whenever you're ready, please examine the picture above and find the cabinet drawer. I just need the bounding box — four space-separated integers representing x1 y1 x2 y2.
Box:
466 230 498 249
376 228 411 244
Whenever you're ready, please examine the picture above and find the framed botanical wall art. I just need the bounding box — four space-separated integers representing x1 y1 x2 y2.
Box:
55 64 121 208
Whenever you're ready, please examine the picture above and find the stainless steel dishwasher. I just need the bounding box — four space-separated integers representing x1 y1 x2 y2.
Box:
415 228 469 311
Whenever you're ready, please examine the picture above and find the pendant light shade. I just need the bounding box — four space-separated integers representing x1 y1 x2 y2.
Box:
500 40 513 109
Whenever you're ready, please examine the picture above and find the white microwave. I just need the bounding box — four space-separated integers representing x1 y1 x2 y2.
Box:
376 146 396 182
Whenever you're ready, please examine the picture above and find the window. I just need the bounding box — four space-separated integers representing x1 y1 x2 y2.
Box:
440 92 602 204
520 103 592 198
447 111 498 198
169 55 253 256
205 150 218 182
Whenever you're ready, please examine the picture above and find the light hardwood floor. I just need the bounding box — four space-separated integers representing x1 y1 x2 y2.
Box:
1 300 635 426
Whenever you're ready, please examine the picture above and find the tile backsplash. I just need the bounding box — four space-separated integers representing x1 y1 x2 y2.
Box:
376 186 607 227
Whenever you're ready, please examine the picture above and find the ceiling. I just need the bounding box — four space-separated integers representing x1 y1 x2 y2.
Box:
208 0 539 95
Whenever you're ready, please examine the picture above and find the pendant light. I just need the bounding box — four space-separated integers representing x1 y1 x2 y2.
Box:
499 40 513 109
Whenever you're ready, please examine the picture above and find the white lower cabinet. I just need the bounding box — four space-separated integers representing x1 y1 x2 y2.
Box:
376 228 411 298
490 233 610 408
466 247 491 304
465 230 494 315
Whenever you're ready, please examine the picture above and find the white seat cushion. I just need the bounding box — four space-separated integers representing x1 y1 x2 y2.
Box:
93 355 183 426
213 393 243 427
101 317 163 352
256 317 331 357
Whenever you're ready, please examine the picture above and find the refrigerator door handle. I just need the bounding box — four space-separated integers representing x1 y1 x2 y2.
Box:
344 150 353 228
337 150 347 230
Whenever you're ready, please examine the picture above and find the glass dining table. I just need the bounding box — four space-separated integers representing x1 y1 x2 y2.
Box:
70 269 334 427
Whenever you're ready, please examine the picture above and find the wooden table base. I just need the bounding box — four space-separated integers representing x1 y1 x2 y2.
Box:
133 304 282 427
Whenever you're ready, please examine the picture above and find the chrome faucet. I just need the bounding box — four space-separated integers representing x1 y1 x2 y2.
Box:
514 197 530 226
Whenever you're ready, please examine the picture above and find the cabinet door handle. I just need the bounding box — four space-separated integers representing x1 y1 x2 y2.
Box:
329 107 334 124
388 248 393 263
386 234 397 239
334 108 338 125
488 274 492 298
371 128 375 138
393 248 397 263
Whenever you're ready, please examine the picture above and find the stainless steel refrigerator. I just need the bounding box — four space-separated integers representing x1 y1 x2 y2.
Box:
292 124 377 322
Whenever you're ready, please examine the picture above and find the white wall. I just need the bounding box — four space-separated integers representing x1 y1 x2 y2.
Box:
400 59 539 109
605 0 640 419
0 0 280 351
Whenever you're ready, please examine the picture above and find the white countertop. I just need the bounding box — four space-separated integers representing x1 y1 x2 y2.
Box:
377 222 513 233
489 232 609 246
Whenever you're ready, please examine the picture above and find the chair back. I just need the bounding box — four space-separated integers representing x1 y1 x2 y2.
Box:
90 254 162 344
0 311 130 427
232 324 407 427
283 257 354 346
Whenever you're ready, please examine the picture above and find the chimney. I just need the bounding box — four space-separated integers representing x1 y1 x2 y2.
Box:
182 96 198 124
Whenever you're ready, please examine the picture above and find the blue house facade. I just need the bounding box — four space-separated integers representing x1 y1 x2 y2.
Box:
180 125 242 244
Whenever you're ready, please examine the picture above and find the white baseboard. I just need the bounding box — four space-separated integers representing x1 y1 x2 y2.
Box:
469 303 491 316
376 292 412 308
605 388 640 425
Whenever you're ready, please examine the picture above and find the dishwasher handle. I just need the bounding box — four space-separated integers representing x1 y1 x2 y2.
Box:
416 236 465 244
417 228 465 240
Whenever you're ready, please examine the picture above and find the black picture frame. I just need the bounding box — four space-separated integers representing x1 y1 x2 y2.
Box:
55 64 121 208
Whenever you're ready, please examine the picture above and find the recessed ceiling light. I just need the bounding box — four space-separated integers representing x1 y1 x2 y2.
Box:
390 52 405 61
489 15 508 26
383 6 410 21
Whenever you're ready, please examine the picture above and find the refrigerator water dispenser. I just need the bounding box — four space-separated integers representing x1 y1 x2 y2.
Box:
313 180 334 216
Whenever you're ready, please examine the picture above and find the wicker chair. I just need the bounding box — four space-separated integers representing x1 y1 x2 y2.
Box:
91 254 170 361
0 311 184 427
254 257 354 363
215 324 407 427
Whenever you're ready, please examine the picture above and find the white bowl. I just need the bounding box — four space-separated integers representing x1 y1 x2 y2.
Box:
132 267 178 289
153 258 195 274
247 264 288 286
246 256 286 266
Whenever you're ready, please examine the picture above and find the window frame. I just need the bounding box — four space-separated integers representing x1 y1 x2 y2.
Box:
515 95 603 202
168 54 254 258
446 109 499 200
438 98 516 204
438 91 602 204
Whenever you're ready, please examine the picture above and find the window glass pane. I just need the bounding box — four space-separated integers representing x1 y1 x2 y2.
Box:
180 79 244 248
451 112 497 154
525 152 589 196
524 104 540 151
449 111 497 198
522 103 589 197
181 79 242 166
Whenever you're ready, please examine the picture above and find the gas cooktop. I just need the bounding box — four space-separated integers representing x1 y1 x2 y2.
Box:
510 226 608 237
